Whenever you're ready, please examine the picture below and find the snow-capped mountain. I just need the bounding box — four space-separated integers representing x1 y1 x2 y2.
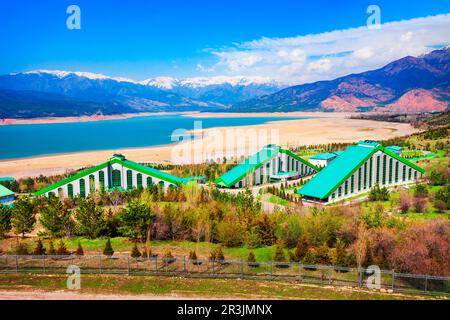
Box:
140 76 284 105
0 70 285 118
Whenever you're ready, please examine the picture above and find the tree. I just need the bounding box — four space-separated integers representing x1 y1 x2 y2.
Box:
11 196 36 238
75 198 104 239
103 238 114 257
247 251 256 263
429 170 447 186
414 184 428 198
369 185 390 202
0 205 12 239
399 192 411 214
57 240 69 255
130 243 141 258
39 197 72 237
294 235 309 262
75 242 84 256
435 184 450 210
273 241 287 262
33 239 46 255
48 241 56 256
413 197 428 213
118 200 155 241
334 239 348 267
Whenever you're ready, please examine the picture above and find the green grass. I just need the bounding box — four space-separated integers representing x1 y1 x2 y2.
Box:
0 274 436 300
268 195 289 206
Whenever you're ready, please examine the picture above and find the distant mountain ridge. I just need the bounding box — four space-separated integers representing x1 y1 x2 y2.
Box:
232 47 450 113
0 48 448 119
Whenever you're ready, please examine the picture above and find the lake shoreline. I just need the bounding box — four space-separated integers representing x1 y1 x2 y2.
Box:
0 114 420 179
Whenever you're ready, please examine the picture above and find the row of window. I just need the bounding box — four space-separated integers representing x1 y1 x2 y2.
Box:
51 169 170 198
331 154 419 200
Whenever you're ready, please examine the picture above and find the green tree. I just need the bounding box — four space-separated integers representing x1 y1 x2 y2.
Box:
56 240 69 256
0 205 12 239
273 241 287 262
33 239 46 255
334 239 348 267
75 242 84 256
118 200 155 241
39 197 72 237
12 196 36 238
48 241 56 255
130 243 141 258
103 238 114 257
414 184 429 198
75 198 104 239
294 235 309 262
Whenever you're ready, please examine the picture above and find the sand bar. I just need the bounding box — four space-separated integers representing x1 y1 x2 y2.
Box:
0 113 420 179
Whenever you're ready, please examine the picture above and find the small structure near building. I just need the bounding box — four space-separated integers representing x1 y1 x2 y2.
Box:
385 146 403 156
298 140 424 204
309 151 342 168
0 184 14 205
35 154 191 199
215 145 318 189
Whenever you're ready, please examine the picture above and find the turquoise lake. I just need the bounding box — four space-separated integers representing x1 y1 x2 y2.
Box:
0 114 309 160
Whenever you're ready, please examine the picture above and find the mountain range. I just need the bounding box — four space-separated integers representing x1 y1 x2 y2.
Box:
0 48 448 119
233 47 450 113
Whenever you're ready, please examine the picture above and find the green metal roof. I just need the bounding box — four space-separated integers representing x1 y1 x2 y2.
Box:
215 145 280 187
0 177 14 182
0 184 14 198
298 142 425 200
35 156 185 196
214 145 318 187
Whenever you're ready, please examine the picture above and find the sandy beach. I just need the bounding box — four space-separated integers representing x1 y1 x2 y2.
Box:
0 112 420 179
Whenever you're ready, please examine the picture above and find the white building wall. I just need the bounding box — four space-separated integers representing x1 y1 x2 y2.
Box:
327 151 422 203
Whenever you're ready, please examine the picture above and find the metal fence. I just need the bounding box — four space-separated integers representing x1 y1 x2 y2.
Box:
0 255 448 296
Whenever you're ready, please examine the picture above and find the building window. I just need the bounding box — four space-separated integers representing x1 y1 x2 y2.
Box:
301 164 304 175
350 175 354 193
408 168 412 180
147 177 153 187
112 170 121 187
382 155 387 185
99 171 105 191
358 168 362 192
238 181 242 188
369 157 373 187
89 175 95 193
79 179 86 198
344 181 348 195
376 156 380 184
402 165 406 182
68 184 74 198
58 188 64 199
363 162 367 189
127 170 133 190
159 181 165 189
137 173 143 189
388 158 393 184
338 186 342 197
395 161 399 183
414 171 418 180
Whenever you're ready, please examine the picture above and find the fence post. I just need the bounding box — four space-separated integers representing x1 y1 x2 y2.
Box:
212 259 215 276
15 255 18 274
328 266 332 285
424 275 428 293
391 271 395 292
269 261 273 279
183 256 186 273
154 256 158 273
298 262 302 281
127 256 130 276
42 254 46 274
99 254 102 274
358 268 363 288
240 258 244 277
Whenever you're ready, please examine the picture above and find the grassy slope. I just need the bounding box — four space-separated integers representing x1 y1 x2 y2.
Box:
0 274 433 300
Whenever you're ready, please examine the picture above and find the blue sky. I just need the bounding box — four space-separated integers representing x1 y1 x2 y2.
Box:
0 0 449 82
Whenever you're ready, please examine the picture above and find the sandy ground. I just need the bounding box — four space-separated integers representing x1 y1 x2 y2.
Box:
0 113 420 179
0 289 222 300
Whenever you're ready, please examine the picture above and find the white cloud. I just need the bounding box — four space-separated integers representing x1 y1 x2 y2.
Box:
207 14 450 84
